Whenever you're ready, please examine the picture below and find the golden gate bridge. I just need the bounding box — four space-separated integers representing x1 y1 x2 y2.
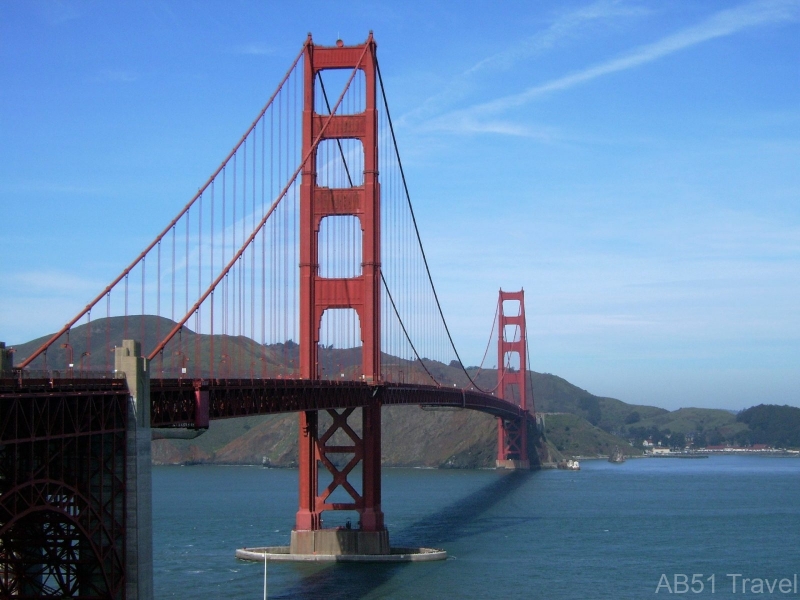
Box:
0 33 536 598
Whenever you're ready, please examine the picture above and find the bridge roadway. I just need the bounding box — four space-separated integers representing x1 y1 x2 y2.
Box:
150 378 529 429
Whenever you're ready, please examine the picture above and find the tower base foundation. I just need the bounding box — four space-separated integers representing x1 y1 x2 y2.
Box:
290 528 390 555
496 459 530 470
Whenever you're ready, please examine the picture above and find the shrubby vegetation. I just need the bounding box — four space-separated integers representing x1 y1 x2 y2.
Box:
621 405 800 450
578 396 602 426
624 411 641 424
736 405 800 448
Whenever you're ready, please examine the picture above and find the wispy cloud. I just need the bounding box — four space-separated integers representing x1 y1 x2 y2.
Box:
231 43 275 56
437 119 558 139
94 69 138 83
0 181 106 195
465 0 649 77
9 270 102 295
434 202 800 353
428 0 800 134
33 0 80 26
399 0 646 127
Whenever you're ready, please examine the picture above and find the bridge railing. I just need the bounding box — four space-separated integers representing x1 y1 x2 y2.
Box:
3 369 126 381
149 378 531 428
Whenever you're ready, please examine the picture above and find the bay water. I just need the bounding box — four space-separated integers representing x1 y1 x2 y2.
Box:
153 456 800 598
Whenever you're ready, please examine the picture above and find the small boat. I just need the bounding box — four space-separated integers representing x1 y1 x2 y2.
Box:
557 459 580 470
609 446 626 463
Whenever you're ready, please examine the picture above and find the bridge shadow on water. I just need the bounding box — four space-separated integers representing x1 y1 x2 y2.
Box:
272 469 537 600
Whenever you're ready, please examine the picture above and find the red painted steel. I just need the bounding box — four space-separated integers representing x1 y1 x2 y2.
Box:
497 289 529 462
0 378 129 598
297 33 384 533
1 32 547 585
149 378 527 428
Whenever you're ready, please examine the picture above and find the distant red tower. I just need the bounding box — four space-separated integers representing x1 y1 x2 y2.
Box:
496 289 530 468
294 33 387 552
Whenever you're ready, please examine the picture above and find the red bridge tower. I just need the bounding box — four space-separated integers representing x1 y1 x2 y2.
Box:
496 289 531 469
292 34 388 555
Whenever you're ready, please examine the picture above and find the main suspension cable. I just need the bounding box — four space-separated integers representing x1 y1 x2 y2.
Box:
380 272 441 385
526 333 536 416
473 299 502 393
149 45 370 360
376 58 490 393
18 44 307 369
319 70 440 386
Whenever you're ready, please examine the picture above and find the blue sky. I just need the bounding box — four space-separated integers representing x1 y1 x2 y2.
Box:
1 1 798 410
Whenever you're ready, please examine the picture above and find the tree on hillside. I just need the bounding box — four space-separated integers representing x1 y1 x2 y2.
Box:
578 396 601 426
625 411 641 424
737 404 800 448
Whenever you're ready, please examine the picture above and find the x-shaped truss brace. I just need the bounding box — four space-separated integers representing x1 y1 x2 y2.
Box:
316 408 365 511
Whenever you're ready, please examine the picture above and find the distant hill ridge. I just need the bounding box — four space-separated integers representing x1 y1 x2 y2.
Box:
8 316 796 465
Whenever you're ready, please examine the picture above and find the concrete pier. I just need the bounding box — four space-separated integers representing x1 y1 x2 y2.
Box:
290 529 390 556
0 342 12 375
496 459 530 469
237 545 447 563
115 340 154 600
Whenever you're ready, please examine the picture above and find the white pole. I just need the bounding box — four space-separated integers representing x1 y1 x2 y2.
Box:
263 551 267 600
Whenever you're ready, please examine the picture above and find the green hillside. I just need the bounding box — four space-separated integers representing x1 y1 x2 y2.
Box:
636 407 741 433
155 408 505 468
11 315 300 378
11 315 795 464
618 407 750 449
541 413 641 458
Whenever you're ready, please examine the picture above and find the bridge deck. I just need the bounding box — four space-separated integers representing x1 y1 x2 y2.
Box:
150 378 529 428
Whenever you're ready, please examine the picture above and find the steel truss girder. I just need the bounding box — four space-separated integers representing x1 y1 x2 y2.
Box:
0 378 128 599
148 378 530 428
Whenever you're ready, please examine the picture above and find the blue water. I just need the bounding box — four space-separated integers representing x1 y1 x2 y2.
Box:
153 456 800 599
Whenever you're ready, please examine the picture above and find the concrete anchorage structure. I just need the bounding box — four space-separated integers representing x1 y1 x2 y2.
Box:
115 340 154 599
293 33 388 557
0 342 12 375
496 290 531 470
0 339 154 598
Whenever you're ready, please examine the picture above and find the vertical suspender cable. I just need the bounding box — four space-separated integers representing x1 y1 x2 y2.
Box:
124 274 129 342
140 257 145 353
157 241 161 366
105 292 111 372
210 182 215 377
376 60 489 392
